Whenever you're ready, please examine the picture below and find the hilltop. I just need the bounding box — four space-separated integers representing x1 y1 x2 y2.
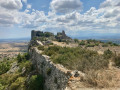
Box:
29 30 120 90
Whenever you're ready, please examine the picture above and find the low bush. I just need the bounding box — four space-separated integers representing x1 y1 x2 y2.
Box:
0 73 20 87
112 43 119 46
103 49 113 59
102 44 108 47
0 60 11 75
27 75 44 90
0 52 43 90
17 53 30 63
38 45 44 51
86 44 95 47
43 46 109 72
9 77 26 90
113 54 120 67
18 60 33 75
0 84 4 90
79 41 85 45
74 39 79 43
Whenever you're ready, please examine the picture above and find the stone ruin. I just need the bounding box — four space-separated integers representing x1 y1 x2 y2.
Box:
31 30 54 40
55 30 71 40
31 30 71 40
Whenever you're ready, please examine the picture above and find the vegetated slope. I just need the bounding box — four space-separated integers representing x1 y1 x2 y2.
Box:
42 46 108 72
0 53 44 90
37 39 120 88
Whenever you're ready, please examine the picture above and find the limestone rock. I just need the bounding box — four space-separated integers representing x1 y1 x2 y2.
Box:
7 62 19 74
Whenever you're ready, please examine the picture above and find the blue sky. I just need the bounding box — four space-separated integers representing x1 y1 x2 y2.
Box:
0 0 120 39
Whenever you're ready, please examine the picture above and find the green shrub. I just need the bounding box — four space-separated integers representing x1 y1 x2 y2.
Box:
103 49 113 59
112 43 119 46
74 39 79 43
33 37 37 40
113 54 120 67
0 60 11 75
44 32 53 37
86 44 95 47
17 54 22 63
27 75 44 90
102 44 108 47
46 68 52 76
107 41 112 45
38 45 44 51
95 43 99 46
79 41 85 45
9 77 26 90
9 83 19 90
0 84 4 90
0 73 20 87
43 46 109 72
58 39 62 42
18 60 33 75
17 53 30 63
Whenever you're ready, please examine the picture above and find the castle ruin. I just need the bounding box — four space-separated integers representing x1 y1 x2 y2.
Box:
31 30 71 40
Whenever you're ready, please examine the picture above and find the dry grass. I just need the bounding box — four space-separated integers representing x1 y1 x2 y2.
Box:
84 69 120 88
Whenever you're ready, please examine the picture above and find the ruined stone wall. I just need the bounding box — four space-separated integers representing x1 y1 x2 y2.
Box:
29 47 71 90
31 30 44 40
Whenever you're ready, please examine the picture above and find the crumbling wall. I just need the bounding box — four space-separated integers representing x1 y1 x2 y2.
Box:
29 47 71 90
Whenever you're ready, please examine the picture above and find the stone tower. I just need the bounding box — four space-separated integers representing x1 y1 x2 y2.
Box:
31 30 36 40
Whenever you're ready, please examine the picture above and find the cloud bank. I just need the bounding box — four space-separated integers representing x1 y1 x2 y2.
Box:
0 0 120 35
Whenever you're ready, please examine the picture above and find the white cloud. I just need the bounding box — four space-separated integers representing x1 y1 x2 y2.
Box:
100 0 120 8
0 0 23 10
0 0 23 27
24 9 30 13
27 4 31 9
50 0 83 13
0 0 120 35
21 10 47 28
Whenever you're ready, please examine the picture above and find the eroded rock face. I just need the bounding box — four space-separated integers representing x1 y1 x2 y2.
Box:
7 62 19 74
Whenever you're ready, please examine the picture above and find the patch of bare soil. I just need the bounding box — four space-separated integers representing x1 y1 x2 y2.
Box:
52 41 78 47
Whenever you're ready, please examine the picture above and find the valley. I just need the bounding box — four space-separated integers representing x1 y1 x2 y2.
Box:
0 41 28 60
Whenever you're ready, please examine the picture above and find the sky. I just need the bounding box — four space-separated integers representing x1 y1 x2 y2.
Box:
0 0 120 39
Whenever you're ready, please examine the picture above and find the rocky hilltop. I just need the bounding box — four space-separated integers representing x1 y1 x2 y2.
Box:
29 30 84 90
28 30 120 90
